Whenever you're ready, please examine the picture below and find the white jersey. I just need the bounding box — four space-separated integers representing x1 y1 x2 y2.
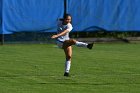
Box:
57 21 73 42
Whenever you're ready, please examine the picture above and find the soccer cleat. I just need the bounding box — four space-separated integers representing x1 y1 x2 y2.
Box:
64 72 69 77
87 42 94 49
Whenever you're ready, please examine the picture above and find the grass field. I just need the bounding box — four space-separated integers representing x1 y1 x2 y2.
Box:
0 43 140 93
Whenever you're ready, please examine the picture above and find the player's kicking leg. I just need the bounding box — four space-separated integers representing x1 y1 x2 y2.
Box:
63 39 94 49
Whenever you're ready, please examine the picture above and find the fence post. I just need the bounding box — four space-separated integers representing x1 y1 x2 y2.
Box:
64 0 67 16
0 33 4 45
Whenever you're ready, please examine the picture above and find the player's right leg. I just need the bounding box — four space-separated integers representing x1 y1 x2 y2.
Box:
87 42 94 49
74 40 94 49
63 39 94 49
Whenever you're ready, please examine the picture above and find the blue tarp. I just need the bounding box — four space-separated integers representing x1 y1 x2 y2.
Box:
2 0 64 34
1 0 140 34
67 0 140 32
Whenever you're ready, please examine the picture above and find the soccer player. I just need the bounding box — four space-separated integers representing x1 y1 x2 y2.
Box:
51 14 94 76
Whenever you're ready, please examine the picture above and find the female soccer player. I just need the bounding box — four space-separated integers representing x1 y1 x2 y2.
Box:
51 14 94 76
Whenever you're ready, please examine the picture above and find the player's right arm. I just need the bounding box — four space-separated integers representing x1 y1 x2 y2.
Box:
51 30 69 39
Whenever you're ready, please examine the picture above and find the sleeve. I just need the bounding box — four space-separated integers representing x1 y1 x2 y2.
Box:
57 20 62 27
57 20 62 31
66 23 73 32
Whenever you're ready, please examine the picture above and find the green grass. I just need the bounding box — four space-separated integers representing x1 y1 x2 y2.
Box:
0 43 140 93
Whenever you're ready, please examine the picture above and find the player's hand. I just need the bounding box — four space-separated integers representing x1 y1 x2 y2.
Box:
51 35 58 39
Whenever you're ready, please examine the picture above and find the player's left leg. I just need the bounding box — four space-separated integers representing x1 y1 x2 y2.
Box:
63 46 72 76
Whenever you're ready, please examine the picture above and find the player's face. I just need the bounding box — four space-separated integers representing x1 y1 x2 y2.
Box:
64 16 71 24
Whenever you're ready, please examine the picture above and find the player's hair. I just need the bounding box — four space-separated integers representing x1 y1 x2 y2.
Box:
63 14 71 19
59 14 72 22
